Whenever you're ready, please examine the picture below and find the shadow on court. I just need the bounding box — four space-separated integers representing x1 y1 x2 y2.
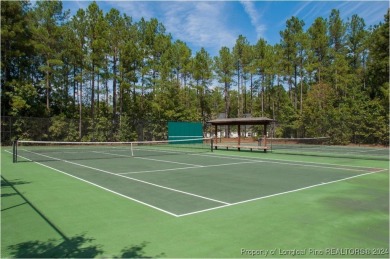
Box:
7 234 103 258
1 178 30 198
7 237 165 258
1 179 30 187
115 241 166 258
2 175 165 258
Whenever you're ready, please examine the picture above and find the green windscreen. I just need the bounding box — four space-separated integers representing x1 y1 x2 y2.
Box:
168 122 203 144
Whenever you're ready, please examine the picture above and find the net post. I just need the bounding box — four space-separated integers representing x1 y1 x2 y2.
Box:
210 138 214 152
12 140 18 163
131 142 134 157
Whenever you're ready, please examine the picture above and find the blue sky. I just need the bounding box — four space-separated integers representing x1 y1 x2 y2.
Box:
61 1 389 57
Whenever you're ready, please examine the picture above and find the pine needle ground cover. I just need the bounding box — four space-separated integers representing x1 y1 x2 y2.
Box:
1 147 388 258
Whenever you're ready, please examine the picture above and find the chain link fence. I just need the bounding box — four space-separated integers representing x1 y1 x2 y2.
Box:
1 116 173 145
1 116 214 145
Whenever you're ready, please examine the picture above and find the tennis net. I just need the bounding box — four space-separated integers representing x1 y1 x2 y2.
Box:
13 138 213 163
269 137 389 161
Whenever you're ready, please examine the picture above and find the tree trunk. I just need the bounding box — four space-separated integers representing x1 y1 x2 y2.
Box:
91 63 95 126
46 61 50 114
113 53 117 120
79 68 83 139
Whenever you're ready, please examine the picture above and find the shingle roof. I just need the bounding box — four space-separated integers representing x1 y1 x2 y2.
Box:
207 117 275 126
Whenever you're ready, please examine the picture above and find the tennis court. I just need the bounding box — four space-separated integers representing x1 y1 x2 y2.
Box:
2 139 389 257
9 139 386 217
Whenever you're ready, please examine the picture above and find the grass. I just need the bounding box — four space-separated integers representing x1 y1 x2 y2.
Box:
1 147 389 258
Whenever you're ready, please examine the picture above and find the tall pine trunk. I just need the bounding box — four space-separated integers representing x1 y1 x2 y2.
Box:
112 53 117 122
79 68 83 140
91 63 95 127
46 61 50 114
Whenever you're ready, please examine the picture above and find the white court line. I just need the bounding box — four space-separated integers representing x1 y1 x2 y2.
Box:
343 149 388 154
192 151 385 170
190 152 384 173
5 150 179 217
103 148 382 174
249 159 376 173
132 148 185 155
177 168 389 217
296 146 388 155
120 160 265 175
90 146 386 173
8 149 388 217
19 149 230 205
118 166 200 175
135 156 201 167
93 150 202 167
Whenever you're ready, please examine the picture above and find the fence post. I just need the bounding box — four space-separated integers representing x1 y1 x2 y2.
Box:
12 140 17 163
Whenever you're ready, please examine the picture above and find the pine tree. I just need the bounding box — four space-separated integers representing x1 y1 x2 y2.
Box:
31 0 69 115
233 35 250 117
106 8 126 127
307 17 328 83
192 48 213 124
86 2 107 125
214 47 234 119
1 1 36 116
68 8 88 139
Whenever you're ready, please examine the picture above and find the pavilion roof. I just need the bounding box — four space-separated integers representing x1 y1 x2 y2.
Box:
207 117 275 126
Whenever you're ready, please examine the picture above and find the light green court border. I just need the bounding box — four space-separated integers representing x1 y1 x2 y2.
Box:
1 148 389 258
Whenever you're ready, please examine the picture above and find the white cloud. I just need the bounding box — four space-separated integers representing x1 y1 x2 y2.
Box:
280 1 387 31
292 1 326 22
102 1 238 55
161 2 237 54
335 1 388 25
240 1 266 39
108 1 156 21
292 1 312 17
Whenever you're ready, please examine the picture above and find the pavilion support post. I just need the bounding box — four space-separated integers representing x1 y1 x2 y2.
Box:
263 124 267 152
238 124 241 151
214 125 218 149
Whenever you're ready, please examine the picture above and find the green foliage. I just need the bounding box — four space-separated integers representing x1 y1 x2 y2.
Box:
214 47 234 118
82 116 112 142
302 83 334 137
327 105 352 145
7 81 39 116
49 114 68 140
48 114 79 141
65 121 80 142
367 11 389 100
358 99 389 145
1 1 388 146
11 117 50 141
115 114 137 142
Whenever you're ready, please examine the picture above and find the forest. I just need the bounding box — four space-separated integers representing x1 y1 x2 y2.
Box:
1 1 389 145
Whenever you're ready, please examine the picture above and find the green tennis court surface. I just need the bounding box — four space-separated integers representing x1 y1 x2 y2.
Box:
2 144 389 257
220 138 389 161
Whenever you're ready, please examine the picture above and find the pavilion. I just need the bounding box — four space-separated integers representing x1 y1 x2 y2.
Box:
207 117 275 152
